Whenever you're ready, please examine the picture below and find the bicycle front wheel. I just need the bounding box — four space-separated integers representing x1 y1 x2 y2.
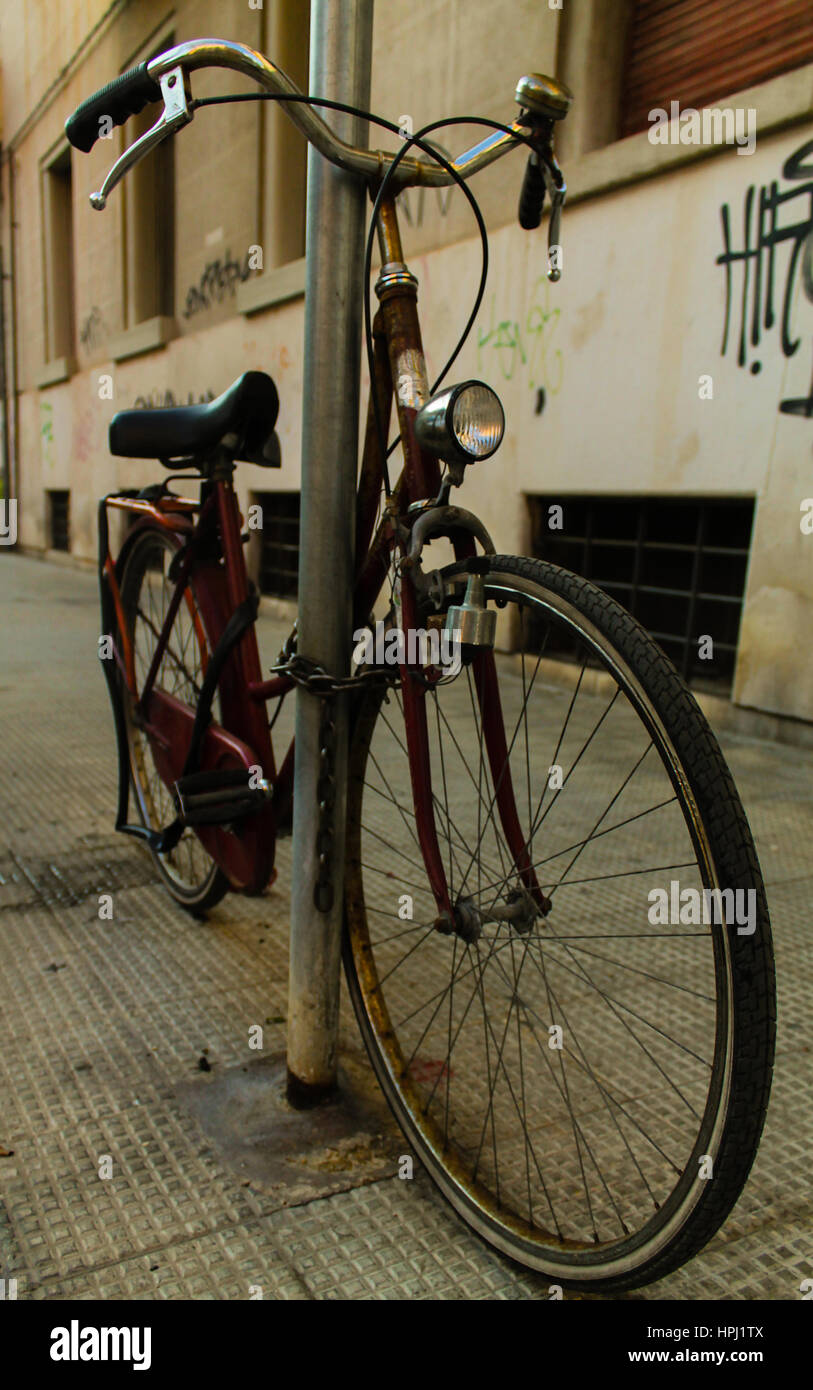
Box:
344 554 775 1291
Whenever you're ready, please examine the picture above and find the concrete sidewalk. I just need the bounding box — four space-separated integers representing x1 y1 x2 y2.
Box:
0 551 810 1300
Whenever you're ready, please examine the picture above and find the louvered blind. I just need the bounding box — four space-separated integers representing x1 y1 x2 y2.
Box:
620 0 813 138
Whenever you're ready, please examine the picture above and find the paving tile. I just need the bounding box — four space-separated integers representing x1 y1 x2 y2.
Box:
0 554 809 1300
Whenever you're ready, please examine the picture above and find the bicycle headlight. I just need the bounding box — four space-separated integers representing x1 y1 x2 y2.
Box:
414 381 504 464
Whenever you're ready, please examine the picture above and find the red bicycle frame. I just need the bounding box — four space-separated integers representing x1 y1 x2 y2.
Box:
100 193 544 920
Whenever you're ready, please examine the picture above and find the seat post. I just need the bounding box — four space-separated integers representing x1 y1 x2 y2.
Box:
212 456 248 613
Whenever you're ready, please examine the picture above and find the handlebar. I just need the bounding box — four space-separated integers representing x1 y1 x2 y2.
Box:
67 38 530 199
66 36 570 271
65 61 162 152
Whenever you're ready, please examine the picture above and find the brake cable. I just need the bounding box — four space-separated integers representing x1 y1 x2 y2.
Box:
193 92 538 497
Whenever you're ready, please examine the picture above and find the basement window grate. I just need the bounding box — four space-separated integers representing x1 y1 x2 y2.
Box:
256 492 300 599
527 495 755 694
47 490 70 552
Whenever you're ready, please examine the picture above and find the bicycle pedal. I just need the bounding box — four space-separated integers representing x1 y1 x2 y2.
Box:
172 768 272 827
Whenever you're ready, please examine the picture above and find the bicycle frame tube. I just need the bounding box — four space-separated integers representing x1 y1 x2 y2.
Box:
105 195 546 921
207 475 276 778
355 306 393 573
352 198 440 628
375 196 441 506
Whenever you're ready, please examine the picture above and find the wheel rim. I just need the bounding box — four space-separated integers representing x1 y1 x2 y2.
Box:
345 566 735 1278
122 531 221 899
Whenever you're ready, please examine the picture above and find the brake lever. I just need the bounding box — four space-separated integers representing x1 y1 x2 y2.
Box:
540 147 566 283
90 66 192 210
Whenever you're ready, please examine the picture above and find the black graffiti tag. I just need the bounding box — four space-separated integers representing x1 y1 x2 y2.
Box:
182 250 254 319
134 388 215 409
78 305 106 352
718 138 813 417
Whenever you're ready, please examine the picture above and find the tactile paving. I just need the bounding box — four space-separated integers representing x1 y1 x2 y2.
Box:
0 553 809 1300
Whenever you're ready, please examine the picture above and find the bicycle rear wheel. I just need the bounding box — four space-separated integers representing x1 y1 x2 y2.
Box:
119 525 228 913
344 554 775 1291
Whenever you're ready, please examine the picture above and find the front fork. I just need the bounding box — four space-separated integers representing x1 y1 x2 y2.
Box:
398 563 550 941
371 193 549 940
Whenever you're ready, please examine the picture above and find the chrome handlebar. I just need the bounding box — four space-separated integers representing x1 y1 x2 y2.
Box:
90 37 533 210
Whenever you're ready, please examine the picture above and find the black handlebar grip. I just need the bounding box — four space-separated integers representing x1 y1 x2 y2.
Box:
518 153 546 230
65 62 162 153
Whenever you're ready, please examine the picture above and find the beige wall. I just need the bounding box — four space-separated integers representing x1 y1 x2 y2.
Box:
4 0 267 390
369 0 560 255
22 296 305 555
3 1 813 722
421 122 813 719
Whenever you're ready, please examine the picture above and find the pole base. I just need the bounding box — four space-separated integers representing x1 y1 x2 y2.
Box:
175 1052 400 1200
286 1067 338 1110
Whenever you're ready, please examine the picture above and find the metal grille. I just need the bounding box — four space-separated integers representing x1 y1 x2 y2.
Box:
528 495 755 693
256 491 300 599
47 489 70 552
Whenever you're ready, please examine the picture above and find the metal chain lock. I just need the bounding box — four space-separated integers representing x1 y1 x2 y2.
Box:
314 696 337 913
269 651 401 697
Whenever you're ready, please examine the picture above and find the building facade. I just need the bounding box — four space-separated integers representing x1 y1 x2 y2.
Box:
2 0 813 724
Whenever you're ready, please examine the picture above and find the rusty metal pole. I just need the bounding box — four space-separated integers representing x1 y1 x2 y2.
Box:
287 0 373 1105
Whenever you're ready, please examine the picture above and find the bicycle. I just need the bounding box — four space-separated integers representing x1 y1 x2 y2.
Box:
66 36 776 1293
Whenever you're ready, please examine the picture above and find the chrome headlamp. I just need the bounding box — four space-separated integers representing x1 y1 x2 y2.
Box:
414 381 505 468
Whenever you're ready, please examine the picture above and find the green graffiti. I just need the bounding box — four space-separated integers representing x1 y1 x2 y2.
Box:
478 276 563 395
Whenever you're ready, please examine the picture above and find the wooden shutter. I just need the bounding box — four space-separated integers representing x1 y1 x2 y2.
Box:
620 0 813 138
